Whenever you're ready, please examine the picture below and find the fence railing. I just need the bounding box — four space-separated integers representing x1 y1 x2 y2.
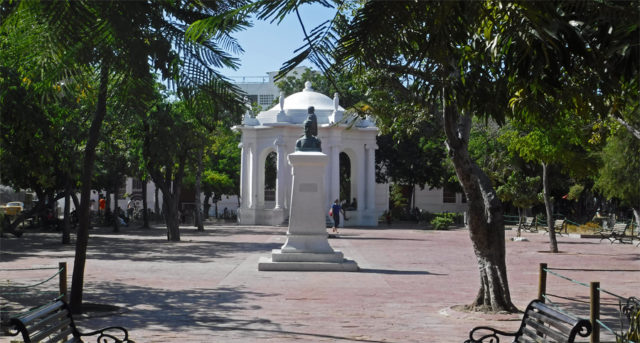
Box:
538 262 640 343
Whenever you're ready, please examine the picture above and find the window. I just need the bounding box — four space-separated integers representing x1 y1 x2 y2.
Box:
259 94 274 106
247 94 258 104
443 186 456 203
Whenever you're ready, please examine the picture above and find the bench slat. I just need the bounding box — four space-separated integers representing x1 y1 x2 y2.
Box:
524 317 568 342
30 317 72 342
26 308 69 335
43 326 74 343
519 327 546 342
530 301 580 326
527 310 574 334
17 301 66 325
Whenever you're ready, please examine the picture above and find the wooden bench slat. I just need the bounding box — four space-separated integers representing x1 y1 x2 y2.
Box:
18 301 66 324
519 326 546 342
527 309 574 334
464 299 592 343
26 308 69 334
10 300 131 343
524 317 568 342
43 326 74 343
30 317 72 342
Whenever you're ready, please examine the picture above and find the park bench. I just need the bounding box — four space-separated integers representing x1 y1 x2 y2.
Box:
464 299 592 343
541 219 567 236
599 222 633 244
521 216 537 233
9 299 133 343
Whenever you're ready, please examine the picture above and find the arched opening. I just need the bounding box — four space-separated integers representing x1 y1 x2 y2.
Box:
264 151 276 202
339 152 351 204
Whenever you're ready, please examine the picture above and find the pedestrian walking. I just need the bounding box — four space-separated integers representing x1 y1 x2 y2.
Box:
330 199 342 234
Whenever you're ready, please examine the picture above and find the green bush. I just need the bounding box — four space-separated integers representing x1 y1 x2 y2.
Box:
430 212 463 230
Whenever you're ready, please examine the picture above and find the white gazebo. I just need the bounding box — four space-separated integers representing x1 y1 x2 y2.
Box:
233 81 380 226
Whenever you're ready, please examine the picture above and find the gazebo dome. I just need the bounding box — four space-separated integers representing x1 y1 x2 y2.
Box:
253 81 345 126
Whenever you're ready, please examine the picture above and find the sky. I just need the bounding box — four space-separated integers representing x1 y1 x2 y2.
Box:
220 3 337 81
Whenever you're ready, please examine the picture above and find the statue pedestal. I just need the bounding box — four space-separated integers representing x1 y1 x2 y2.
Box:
259 152 358 271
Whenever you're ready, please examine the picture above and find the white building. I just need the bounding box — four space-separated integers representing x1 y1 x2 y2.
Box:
234 81 382 226
233 67 310 108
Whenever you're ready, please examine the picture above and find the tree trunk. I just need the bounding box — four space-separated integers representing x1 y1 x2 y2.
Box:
70 62 109 314
105 190 112 224
112 181 120 233
632 208 639 228
203 193 211 220
141 179 150 228
154 187 160 217
62 180 71 244
194 148 204 231
542 162 559 253
442 94 517 313
163 189 180 241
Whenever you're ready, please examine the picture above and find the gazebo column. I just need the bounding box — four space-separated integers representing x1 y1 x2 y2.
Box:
250 143 258 209
357 145 366 215
329 144 340 206
365 144 376 211
238 142 246 209
274 137 286 209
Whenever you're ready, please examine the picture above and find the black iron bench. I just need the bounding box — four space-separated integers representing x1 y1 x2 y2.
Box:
9 299 133 343
464 299 592 342
599 222 633 244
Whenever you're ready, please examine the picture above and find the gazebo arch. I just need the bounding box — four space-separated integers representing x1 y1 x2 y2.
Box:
233 82 381 226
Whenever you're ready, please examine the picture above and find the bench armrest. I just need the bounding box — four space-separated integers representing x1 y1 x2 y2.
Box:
464 325 518 343
78 326 134 343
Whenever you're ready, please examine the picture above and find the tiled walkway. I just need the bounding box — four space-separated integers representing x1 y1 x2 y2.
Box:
2 223 638 342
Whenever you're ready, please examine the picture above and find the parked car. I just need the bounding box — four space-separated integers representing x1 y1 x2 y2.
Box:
0 201 24 216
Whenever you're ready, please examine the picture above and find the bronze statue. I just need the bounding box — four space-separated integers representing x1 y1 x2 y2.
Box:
307 106 318 137
295 110 322 152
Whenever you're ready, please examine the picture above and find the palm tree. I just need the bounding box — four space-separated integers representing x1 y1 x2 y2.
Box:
2 0 248 312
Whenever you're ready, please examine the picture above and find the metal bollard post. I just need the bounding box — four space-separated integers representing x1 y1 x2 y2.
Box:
538 263 547 302
59 262 68 303
590 281 600 343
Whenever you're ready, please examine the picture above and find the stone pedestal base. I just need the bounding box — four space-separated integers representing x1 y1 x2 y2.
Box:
258 151 358 272
258 249 358 271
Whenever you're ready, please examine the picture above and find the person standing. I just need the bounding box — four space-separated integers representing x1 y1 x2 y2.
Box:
330 199 342 234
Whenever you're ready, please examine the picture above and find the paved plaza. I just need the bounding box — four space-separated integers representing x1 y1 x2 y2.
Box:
1 223 639 342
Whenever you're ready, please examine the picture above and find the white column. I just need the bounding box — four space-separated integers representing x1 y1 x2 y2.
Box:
330 144 340 206
365 144 377 211
239 142 247 209
357 145 366 213
274 137 286 209
250 143 258 209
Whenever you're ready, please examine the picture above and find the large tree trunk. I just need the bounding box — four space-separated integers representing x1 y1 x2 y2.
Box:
443 96 517 313
162 189 180 241
70 63 109 314
542 162 559 253
632 208 639 229
203 193 211 220
194 148 204 231
112 181 120 233
62 180 71 244
141 179 150 228
154 187 160 217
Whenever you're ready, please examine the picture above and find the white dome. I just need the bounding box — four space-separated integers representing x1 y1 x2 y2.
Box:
254 81 344 126
268 82 345 112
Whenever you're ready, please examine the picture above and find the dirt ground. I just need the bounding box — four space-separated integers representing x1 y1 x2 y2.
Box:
1 222 638 342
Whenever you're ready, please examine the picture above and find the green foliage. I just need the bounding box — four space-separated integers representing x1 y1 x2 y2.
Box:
496 172 542 210
594 127 640 209
566 184 584 202
430 213 461 230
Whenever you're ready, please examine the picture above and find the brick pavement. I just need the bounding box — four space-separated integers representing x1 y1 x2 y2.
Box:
1 223 638 342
